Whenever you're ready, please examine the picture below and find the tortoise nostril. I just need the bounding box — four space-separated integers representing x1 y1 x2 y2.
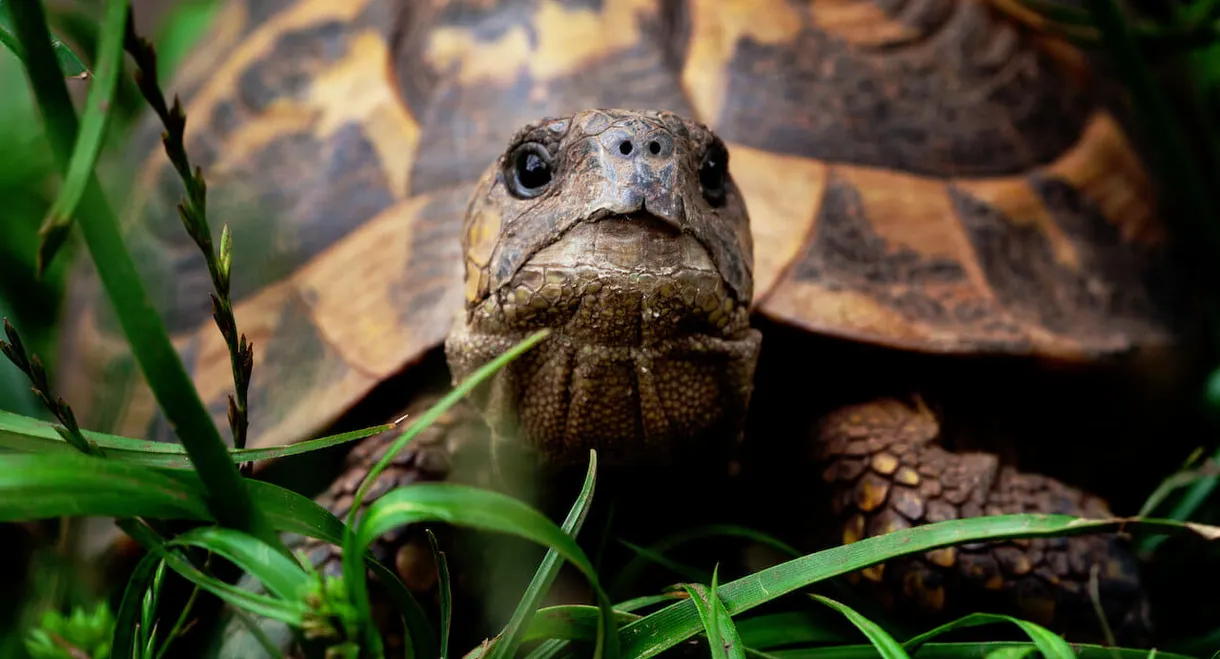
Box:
648 140 661 155
619 141 633 155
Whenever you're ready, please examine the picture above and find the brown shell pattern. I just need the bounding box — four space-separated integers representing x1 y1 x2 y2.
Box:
56 0 1179 449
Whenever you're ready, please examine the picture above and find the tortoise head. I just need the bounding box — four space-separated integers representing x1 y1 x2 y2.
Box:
445 109 762 467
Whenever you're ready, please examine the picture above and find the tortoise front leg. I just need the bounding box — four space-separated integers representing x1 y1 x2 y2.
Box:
812 397 1151 646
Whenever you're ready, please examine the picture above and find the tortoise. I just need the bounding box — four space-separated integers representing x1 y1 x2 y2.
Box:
55 0 1201 651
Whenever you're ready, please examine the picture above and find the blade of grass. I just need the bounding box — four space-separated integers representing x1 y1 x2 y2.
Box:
36 0 128 275
241 478 439 659
123 520 308 626
7 0 283 553
166 527 309 602
683 567 746 659
808 595 908 659
345 482 619 659
0 408 392 467
519 595 684 659
486 450 599 659
902 613 1075 659
111 551 164 659
0 1 90 78
141 559 169 659
426 529 452 659
616 514 1220 658
983 648 1038 659
154 576 203 659
0 450 434 659
0 452 212 521
768 643 1193 659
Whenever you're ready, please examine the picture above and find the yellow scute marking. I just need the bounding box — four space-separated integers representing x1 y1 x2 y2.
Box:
464 202 502 303
426 0 656 84
296 196 461 376
133 0 373 208
204 105 317 173
835 165 978 269
683 0 802 124
953 176 1081 270
727 142 825 303
1045 112 1159 245
811 0 918 47
308 30 419 197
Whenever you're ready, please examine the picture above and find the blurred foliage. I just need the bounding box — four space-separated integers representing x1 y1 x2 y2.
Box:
0 0 218 418
23 602 115 659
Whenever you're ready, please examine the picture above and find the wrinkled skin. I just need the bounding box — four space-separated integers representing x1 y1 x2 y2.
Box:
446 109 761 468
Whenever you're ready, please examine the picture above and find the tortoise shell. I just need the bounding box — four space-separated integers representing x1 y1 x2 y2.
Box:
56 0 1177 450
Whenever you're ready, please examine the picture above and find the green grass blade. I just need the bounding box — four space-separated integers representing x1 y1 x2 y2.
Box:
683 567 747 659
237 479 439 659
709 568 745 659
7 0 283 553
36 0 128 275
517 595 683 659
809 595 908 659
345 482 618 659
489 606 846 659
166 527 309 602
111 551 164 659
426 529 452 659
123 520 307 626
0 1 90 79
0 452 212 521
683 583 718 652
0 452 436 659
487 450 599 659
0 408 391 467
768 643 1192 659
984 647 1037 659
616 514 1220 658
903 613 1075 659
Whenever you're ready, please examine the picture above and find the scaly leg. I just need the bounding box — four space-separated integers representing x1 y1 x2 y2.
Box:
812 397 1150 645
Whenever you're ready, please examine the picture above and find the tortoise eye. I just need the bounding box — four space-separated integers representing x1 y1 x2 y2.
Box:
699 143 728 206
509 143 553 198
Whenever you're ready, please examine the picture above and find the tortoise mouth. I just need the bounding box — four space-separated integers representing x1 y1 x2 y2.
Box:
527 211 712 276
464 213 750 346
